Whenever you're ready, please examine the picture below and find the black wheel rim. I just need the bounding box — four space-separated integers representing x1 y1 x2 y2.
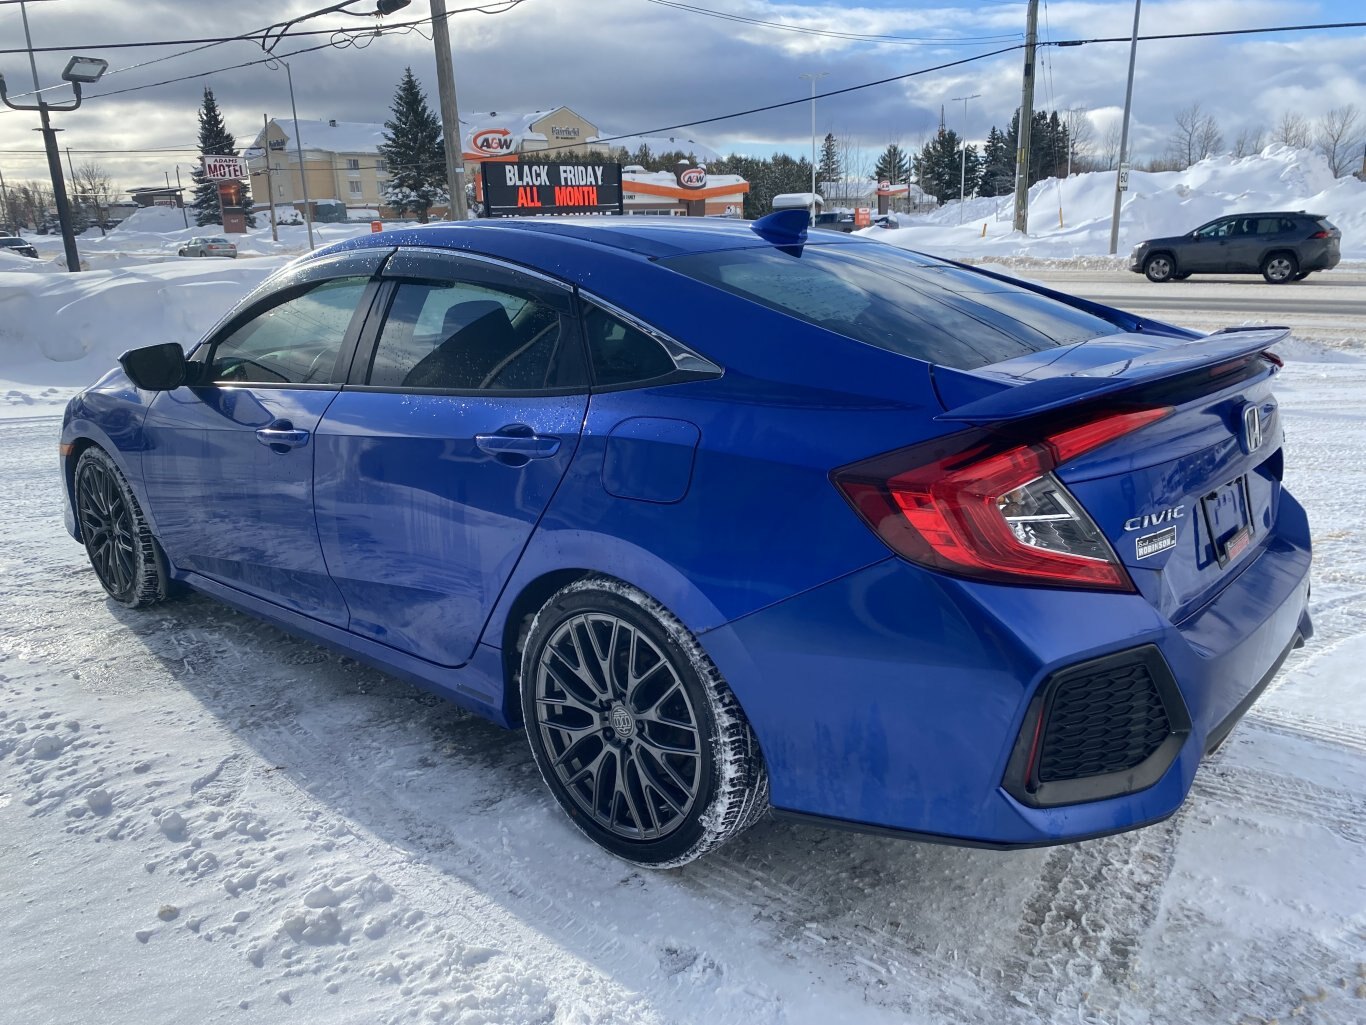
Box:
535 612 702 842
77 460 136 598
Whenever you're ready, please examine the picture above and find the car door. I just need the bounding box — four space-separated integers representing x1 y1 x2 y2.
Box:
140 249 387 625
1185 218 1235 272
313 248 590 667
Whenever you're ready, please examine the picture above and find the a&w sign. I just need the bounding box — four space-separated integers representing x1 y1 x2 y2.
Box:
202 154 248 180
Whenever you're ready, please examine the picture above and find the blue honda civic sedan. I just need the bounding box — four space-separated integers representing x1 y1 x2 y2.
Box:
60 212 1312 867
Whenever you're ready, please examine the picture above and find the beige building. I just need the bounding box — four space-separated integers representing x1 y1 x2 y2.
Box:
246 118 397 220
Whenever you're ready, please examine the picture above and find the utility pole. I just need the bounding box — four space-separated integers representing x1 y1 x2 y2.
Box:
262 114 278 242
174 166 189 228
430 0 468 220
280 61 315 249
1108 0 1142 255
951 93 980 225
1011 0 1039 235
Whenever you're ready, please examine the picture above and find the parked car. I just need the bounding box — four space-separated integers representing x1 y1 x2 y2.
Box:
813 211 856 233
0 235 39 259
178 236 237 258
62 212 1311 867
1130 211 1341 283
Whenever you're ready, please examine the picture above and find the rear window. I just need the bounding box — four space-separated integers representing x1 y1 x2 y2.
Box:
660 244 1122 370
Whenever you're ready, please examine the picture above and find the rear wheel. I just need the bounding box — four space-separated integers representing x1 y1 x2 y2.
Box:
74 447 172 608
520 578 768 867
1261 252 1298 284
1144 253 1175 283
1293 270 1312 281
1172 271 1192 281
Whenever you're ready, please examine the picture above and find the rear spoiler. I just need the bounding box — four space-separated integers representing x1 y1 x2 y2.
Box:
935 327 1289 425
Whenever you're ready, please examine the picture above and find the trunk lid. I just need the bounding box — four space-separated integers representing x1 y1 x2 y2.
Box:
932 327 1288 622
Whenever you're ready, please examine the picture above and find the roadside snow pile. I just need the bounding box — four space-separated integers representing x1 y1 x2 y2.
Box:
876 145 1366 260
0 259 287 415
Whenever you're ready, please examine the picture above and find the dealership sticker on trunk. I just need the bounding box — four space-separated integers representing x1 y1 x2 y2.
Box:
1136 525 1178 559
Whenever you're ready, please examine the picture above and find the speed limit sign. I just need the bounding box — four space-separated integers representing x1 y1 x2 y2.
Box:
1117 163 1131 191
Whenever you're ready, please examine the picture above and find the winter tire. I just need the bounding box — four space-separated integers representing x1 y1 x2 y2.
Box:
1144 254 1175 283
1261 252 1298 284
1293 271 1311 281
521 577 769 867
74 446 173 608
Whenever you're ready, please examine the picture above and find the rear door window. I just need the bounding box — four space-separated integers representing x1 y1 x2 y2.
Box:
367 279 582 392
581 306 678 386
661 245 1121 370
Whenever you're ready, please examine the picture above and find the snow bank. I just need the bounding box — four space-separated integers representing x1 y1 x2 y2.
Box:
874 145 1366 260
0 260 288 415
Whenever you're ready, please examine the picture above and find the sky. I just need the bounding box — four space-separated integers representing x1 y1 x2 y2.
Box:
0 0 1364 193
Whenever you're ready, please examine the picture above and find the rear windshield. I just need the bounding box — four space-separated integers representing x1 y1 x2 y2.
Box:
660 244 1122 370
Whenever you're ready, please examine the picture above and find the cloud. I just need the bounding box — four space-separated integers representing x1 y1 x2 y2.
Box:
1 0 1362 190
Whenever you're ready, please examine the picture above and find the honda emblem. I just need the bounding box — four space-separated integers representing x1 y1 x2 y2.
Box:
1242 404 1263 453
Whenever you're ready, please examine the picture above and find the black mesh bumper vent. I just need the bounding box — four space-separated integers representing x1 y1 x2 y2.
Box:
1004 645 1192 808
1037 661 1172 783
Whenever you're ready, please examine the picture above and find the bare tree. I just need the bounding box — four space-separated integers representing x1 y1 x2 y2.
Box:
1232 125 1265 158
1098 120 1122 171
72 162 118 236
1274 110 1312 149
10 180 52 230
1315 104 1363 177
1166 102 1224 168
1062 107 1093 173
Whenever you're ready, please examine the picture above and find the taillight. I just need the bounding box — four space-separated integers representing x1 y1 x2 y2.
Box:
1308 230 1330 239
832 407 1172 591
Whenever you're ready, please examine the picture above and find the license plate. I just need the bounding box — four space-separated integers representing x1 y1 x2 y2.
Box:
1200 475 1253 567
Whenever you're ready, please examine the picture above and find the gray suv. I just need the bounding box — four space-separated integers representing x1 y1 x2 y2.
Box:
1130 211 1341 284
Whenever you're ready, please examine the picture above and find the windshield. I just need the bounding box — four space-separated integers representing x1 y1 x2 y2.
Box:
660 243 1122 370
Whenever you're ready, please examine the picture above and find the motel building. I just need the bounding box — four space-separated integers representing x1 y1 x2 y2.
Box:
243 108 748 221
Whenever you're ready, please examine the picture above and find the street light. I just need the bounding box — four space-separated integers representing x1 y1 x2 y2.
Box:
0 3 106 271
950 93 980 226
799 71 828 223
265 58 316 251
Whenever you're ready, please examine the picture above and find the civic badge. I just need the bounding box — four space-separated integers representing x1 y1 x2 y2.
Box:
1242 404 1263 453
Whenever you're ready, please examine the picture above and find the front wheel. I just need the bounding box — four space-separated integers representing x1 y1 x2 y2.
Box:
1144 253 1175 282
1262 252 1298 284
521 578 769 867
74 446 172 608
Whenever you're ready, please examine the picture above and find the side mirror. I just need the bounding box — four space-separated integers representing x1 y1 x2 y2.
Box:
119 342 188 391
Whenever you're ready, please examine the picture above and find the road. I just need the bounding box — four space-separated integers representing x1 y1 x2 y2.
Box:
1019 267 1366 339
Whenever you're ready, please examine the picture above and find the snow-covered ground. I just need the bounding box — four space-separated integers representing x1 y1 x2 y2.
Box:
871 145 1366 262
2 167 1365 1021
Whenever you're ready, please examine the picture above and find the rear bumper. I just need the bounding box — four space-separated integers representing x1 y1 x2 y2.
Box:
701 490 1311 847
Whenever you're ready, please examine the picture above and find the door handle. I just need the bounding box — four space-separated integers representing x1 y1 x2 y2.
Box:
474 424 560 461
255 421 310 450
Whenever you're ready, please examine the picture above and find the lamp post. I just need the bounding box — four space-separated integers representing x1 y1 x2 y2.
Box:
1108 0 1142 256
265 58 316 250
0 3 107 272
799 71 828 222
950 92 980 225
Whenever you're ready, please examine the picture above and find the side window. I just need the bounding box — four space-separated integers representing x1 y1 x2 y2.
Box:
1196 219 1233 239
1281 217 1302 234
582 305 677 387
210 276 368 385
368 279 580 392
1256 218 1284 235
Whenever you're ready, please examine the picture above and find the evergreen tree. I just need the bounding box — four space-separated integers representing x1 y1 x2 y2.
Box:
980 126 1014 196
379 68 447 222
872 143 909 185
998 108 1072 189
817 132 842 187
191 88 253 228
910 128 977 203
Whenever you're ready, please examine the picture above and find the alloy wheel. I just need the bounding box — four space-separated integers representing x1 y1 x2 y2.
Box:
77 459 137 599
1265 256 1294 282
534 612 702 841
